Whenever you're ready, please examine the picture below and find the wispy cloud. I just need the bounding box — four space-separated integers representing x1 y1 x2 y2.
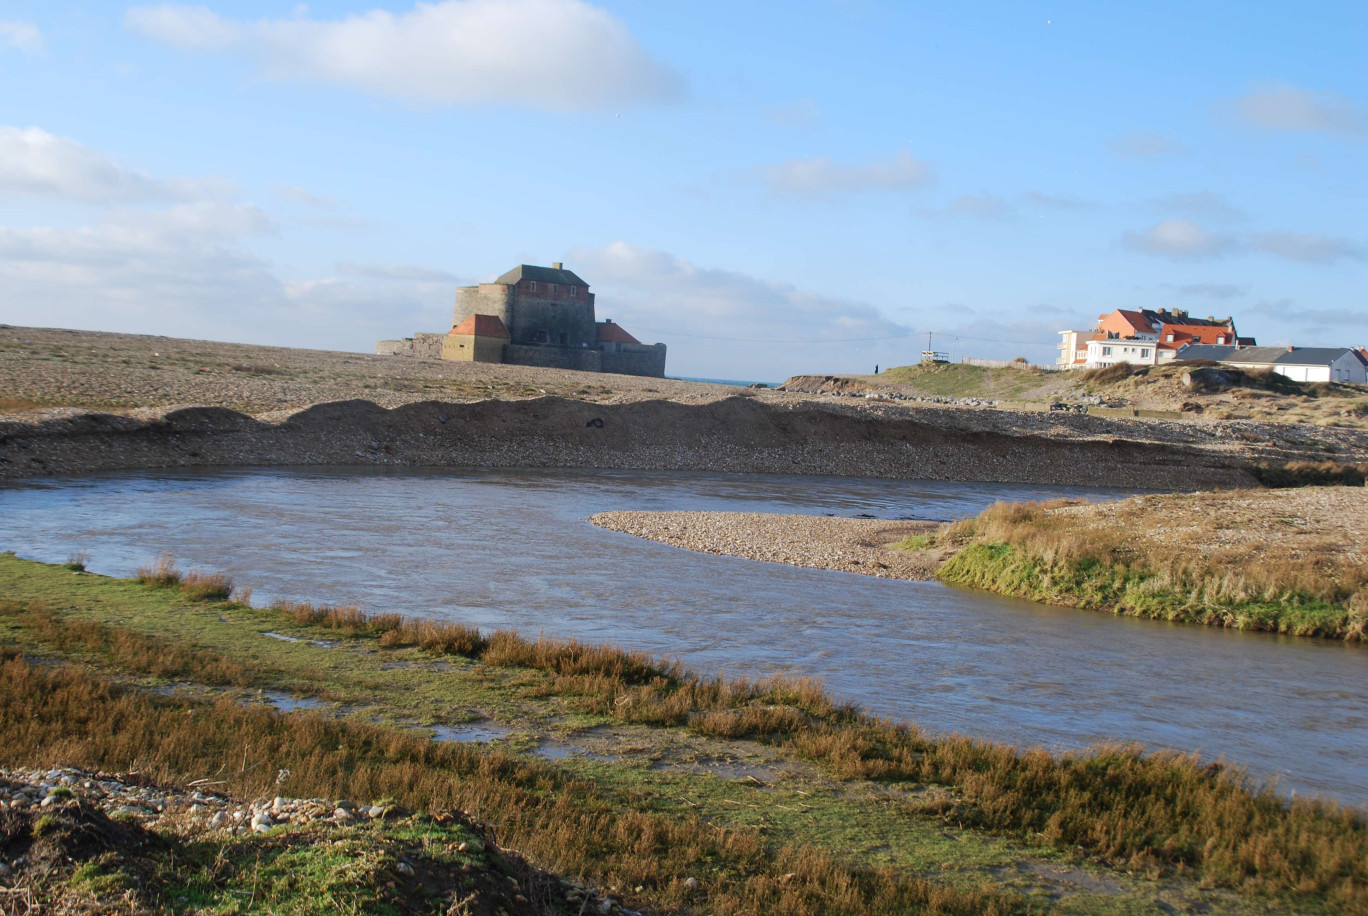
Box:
917 190 1095 221
1250 300 1368 326
0 20 43 55
1216 82 1367 138
1169 282 1248 300
568 241 912 378
273 184 342 211
1152 191 1247 223
0 126 234 204
1120 219 1235 260
125 0 684 112
759 150 933 197
1121 219 1364 265
338 261 459 282
1250 232 1365 264
1109 130 1184 159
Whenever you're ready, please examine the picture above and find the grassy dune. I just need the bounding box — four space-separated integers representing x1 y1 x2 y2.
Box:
932 491 1367 640
1 554 1366 914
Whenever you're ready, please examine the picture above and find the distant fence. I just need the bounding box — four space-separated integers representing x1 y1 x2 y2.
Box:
960 357 1064 372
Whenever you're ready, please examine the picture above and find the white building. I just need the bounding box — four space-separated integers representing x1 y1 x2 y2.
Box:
1177 345 1367 384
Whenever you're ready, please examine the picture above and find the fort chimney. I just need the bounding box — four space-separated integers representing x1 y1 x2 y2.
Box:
552 261 563 270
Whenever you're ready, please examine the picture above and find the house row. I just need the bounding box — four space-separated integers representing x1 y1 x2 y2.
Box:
1057 309 1366 384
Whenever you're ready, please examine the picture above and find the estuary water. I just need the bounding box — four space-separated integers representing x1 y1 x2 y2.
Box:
1 467 1363 806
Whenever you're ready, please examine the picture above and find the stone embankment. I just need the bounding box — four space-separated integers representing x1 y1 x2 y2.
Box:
592 511 948 579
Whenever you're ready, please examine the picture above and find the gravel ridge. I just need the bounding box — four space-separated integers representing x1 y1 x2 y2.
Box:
591 511 949 579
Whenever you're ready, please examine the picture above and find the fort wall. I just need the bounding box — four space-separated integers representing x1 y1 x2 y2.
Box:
601 344 667 378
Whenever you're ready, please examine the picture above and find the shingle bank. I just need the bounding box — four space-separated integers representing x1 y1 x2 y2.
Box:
0 395 1262 489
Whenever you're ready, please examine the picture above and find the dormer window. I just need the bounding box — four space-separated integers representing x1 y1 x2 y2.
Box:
1216 336 1226 344
1166 334 1174 342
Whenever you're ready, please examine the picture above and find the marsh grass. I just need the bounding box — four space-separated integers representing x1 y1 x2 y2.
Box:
0 650 1024 916
241 588 1368 906
0 599 255 686
938 495 1367 640
6 559 1367 910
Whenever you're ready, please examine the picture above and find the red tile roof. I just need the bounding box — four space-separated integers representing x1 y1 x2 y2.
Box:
451 314 509 338
596 321 641 345
1159 322 1235 345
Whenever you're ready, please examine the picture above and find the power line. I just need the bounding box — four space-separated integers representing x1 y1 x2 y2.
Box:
627 325 922 344
627 324 1048 348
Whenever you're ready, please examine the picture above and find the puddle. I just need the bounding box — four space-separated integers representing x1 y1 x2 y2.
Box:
430 722 513 743
262 631 339 648
261 692 331 713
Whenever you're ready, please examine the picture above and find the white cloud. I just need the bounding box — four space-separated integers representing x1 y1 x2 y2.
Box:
1250 232 1364 264
125 0 683 112
1120 219 1235 260
0 130 445 350
1219 82 1367 138
0 20 43 55
1109 131 1184 159
0 126 233 204
759 150 933 197
567 241 912 379
338 261 459 282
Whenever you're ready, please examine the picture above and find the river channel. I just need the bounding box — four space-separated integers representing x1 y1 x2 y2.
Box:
1 467 1363 807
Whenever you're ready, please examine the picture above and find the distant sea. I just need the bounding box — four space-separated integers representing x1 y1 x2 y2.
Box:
670 376 781 388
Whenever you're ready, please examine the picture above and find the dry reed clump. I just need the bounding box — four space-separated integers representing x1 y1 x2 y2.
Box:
135 552 182 588
134 553 233 602
0 600 255 686
0 652 1022 916
377 619 487 656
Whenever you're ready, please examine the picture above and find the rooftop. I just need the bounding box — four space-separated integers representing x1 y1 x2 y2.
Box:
494 263 588 287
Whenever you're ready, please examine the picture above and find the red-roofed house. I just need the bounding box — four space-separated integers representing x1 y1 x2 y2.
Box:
1061 308 1247 370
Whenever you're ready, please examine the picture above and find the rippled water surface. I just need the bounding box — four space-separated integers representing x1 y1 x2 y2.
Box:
2 466 1364 806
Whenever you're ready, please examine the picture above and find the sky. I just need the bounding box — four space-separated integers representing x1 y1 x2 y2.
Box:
0 1 1364 381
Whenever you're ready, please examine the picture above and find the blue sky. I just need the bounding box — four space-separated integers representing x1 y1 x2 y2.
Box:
1 1 1364 380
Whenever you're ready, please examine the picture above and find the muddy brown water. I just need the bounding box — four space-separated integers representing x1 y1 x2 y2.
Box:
1 467 1363 807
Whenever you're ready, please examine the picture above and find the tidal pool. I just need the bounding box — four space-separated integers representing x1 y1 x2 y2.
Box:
1 466 1363 806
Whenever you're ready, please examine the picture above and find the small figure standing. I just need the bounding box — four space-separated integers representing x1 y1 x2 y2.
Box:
874 364 879 374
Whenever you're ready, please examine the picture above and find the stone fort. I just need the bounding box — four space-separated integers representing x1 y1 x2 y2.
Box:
377 263 666 378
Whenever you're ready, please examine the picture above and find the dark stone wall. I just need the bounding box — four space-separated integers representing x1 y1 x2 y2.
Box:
502 344 602 372
600 344 667 378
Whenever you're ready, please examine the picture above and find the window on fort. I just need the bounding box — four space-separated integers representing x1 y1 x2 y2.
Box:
570 286 577 296
550 284 557 295
529 281 537 292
